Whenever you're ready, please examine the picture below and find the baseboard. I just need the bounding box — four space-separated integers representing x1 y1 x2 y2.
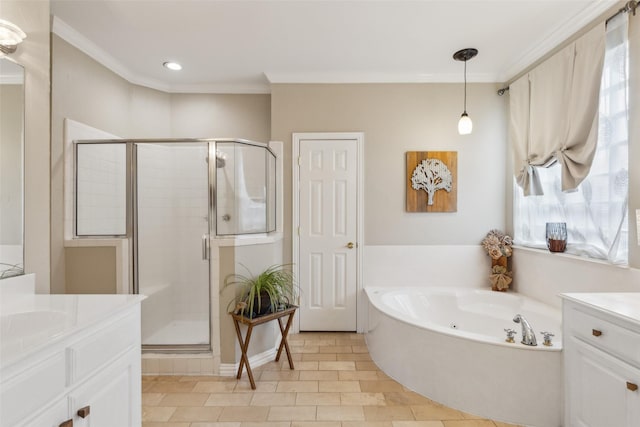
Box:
219 347 277 377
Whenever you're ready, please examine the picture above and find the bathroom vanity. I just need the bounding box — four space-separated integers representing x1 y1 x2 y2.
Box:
0 288 145 427
562 293 640 427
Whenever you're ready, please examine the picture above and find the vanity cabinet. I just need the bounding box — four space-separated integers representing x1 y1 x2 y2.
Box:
563 295 640 427
68 346 139 427
0 298 143 427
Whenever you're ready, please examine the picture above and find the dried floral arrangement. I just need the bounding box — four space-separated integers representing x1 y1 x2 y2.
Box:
481 229 513 259
481 230 514 291
490 265 513 291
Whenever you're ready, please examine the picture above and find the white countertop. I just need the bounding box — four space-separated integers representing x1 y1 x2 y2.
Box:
0 294 145 369
561 293 640 326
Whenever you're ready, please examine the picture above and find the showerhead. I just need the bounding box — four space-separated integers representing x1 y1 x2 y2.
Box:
215 150 227 168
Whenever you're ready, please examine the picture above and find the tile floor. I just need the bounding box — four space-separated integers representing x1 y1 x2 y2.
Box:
142 332 520 427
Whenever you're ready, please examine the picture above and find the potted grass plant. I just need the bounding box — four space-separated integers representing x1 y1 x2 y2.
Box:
224 264 298 319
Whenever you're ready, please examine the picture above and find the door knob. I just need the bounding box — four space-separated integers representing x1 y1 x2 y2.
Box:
347 242 355 249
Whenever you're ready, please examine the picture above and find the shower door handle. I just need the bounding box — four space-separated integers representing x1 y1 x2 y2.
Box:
202 234 210 260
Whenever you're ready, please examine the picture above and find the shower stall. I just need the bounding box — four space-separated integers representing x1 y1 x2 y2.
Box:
74 139 276 353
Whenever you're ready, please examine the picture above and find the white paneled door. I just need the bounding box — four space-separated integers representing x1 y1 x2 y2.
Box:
298 138 358 331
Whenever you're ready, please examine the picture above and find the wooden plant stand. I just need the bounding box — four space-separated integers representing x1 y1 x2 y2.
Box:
230 305 298 389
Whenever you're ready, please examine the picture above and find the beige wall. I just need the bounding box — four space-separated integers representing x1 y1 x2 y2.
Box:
50 36 271 293
1 0 51 292
170 93 270 141
0 84 23 244
65 247 117 294
129 85 173 138
271 83 508 264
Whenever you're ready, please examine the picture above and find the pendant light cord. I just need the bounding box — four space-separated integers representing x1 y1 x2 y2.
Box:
463 59 467 113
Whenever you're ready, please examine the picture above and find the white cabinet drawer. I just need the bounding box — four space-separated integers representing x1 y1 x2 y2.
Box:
566 306 640 368
67 312 138 385
1 352 66 427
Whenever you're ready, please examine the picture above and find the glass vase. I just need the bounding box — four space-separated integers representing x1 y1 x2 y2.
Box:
546 222 567 253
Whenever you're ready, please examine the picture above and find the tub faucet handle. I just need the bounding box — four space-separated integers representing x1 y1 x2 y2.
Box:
504 328 517 343
540 331 555 347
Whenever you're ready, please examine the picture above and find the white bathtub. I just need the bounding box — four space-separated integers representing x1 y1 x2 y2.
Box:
365 287 562 427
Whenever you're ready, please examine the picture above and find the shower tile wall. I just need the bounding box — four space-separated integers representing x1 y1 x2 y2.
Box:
76 144 126 235
137 144 209 345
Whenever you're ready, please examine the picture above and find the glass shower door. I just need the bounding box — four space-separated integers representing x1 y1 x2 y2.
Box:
135 142 210 349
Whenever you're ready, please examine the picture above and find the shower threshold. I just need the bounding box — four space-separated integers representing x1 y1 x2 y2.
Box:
143 319 210 353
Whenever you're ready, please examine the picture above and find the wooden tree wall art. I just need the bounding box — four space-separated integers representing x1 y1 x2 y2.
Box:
406 151 457 212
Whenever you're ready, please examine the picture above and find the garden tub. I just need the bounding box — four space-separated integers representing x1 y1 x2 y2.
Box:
365 286 562 427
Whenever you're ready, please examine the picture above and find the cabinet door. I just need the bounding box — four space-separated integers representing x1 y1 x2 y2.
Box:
24 399 70 427
70 347 141 427
566 337 640 427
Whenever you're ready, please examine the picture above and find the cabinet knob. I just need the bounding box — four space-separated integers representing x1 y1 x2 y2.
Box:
627 382 638 392
59 420 73 427
592 329 602 337
77 405 91 418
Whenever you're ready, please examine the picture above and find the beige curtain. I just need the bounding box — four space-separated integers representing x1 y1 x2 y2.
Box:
511 23 606 196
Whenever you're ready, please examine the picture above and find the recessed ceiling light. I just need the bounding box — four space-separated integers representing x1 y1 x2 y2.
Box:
163 61 182 71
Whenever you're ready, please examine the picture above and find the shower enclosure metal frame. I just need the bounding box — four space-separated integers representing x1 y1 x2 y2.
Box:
73 138 276 354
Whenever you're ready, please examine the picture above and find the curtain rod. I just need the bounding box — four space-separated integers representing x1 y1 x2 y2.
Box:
606 0 637 25
497 0 637 96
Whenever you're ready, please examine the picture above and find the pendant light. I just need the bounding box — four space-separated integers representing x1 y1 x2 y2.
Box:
453 48 478 135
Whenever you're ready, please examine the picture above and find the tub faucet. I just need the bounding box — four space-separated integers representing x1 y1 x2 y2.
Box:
513 314 537 346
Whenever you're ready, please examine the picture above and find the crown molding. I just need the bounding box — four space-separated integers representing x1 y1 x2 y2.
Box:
264 71 498 84
499 0 617 82
168 82 271 94
0 57 24 84
0 74 24 84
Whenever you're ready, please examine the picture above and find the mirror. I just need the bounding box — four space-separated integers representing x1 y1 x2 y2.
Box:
0 58 25 279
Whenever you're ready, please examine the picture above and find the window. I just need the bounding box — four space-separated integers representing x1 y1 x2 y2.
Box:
513 16 629 264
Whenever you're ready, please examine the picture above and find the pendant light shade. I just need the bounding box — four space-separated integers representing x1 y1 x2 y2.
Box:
458 112 472 135
453 48 478 135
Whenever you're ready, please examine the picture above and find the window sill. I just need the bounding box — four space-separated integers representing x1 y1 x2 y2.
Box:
512 245 629 269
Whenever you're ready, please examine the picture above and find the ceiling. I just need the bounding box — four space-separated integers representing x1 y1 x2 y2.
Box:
50 0 618 94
